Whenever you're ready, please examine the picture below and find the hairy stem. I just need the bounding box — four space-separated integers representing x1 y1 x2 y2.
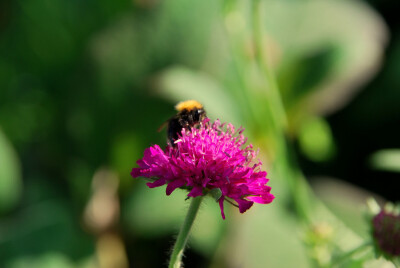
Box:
168 196 203 268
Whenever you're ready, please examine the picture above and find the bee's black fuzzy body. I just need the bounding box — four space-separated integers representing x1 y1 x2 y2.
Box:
167 100 206 145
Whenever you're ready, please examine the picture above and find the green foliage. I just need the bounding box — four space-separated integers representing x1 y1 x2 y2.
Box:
298 117 336 162
0 0 398 267
0 128 22 213
370 149 400 173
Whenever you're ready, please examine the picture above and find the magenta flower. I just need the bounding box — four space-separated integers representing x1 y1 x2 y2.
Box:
131 119 274 219
372 209 400 259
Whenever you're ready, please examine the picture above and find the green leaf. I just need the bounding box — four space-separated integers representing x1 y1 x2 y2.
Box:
121 183 188 237
190 197 225 258
213 204 311 268
311 178 378 239
208 188 222 202
156 66 242 126
110 133 143 190
6 253 74 268
0 197 94 262
263 0 388 115
122 183 225 258
91 0 220 96
298 117 336 162
369 149 400 173
278 45 340 108
0 128 22 213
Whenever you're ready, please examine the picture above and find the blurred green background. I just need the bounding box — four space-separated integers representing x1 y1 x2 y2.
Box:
0 0 399 267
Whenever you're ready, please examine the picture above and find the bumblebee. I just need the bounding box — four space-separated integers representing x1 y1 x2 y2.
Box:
163 100 207 145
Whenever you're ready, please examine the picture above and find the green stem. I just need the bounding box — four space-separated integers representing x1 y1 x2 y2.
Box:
251 0 288 131
250 0 312 223
168 196 203 268
332 241 372 267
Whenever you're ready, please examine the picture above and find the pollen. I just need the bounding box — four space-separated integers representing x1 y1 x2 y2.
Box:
175 100 203 111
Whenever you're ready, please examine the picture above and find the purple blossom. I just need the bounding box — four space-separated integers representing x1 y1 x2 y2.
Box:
131 118 274 219
372 209 400 258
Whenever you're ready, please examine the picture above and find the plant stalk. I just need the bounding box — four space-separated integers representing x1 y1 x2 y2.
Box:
168 196 203 268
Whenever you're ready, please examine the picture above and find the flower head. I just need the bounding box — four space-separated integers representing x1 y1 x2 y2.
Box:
372 209 400 259
131 118 274 219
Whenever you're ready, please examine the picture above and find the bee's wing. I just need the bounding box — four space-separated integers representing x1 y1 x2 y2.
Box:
157 120 169 132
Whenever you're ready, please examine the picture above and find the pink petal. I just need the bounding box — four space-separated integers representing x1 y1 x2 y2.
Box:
247 194 275 204
187 186 203 198
136 159 148 168
143 147 153 159
236 199 253 213
146 178 166 188
131 118 275 220
166 179 186 195
219 197 226 220
131 168 143 178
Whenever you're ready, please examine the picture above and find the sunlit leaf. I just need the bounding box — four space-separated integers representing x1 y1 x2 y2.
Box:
311 177 384 239
298 117 336 162
6 252 74 268
122 183 188 237
369 149 400 173
263 0 388 116
364 257 398 268
190 198 225 258
111 133 143 190
214 203 311 268
0 128 22 213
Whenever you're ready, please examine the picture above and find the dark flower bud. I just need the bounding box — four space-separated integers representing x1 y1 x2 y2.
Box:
372 209 400 259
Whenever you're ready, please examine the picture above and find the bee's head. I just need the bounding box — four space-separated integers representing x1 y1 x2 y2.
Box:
175 100 203 112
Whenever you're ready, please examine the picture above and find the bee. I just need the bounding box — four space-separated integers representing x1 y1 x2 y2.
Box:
160 100 207 145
